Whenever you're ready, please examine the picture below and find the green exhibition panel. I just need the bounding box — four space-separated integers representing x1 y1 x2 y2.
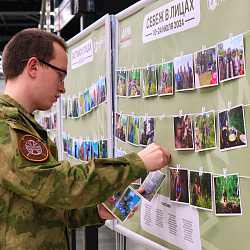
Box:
62 15 113 166
114 0 250 249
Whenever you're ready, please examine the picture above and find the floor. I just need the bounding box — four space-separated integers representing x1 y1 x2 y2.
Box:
76 225 150 250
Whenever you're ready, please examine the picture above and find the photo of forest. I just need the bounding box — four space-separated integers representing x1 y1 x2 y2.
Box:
189 171 213 210
214 174 241 215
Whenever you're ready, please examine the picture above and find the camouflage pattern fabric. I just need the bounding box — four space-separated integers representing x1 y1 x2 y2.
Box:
0 93 147 249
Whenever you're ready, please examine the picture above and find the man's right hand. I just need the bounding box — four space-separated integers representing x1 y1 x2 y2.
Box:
138 143 171 172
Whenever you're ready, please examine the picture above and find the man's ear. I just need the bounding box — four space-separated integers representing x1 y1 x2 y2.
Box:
26 57 39 78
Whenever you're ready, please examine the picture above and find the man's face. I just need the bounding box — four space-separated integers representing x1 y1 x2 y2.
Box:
34 42 67 111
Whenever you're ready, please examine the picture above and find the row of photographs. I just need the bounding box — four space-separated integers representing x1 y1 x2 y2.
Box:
62 77 107 118
62 134 108 162
102 169 241 223
39 113 58 131
115 104 247 152
117 34 245 98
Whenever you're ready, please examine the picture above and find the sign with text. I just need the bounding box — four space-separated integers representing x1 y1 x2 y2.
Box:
142 0 200 43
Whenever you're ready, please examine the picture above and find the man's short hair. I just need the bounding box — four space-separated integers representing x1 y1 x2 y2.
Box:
2 28 68 82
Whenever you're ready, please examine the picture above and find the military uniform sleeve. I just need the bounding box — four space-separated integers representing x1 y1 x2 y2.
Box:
0 115 147 210
67 206 105 229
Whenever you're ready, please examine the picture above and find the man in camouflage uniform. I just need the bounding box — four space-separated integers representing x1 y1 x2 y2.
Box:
0 28 171 249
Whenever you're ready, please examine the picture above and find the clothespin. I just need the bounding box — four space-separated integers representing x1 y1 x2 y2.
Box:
228 101 231 110
162 58 165 66
202 107 205 116
223 168 227 178
123 66 126 73
179 109 183 118
180 51 183 58
147 63 149 71
99 75 101 81
132 112 134 117
159 114 165 121
131 65 134 72
202 45 206 54
199 166 203 177
177 164 180 172
101 135 104 144
119 67 122 73
86 136 89 141
229 33 233 43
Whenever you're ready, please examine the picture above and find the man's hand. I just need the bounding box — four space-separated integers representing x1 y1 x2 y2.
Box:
97 188 145 220
138 143 171 172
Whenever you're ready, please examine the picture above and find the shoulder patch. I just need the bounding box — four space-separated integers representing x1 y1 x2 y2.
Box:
18 134 49 162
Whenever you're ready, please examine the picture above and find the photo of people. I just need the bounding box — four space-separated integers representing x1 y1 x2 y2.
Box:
72 96 79 118
174 53 194 92
62 98 66 118
158 61 173 95
73 138 79 160
78 93 84 116
78 140 85 162
219 105 247 151
92 141 99 159
170 168 189 204
84 140 92 162
174 114 194 150
140 170 167 202
115 148 127 158
117 70 127 97
189 170 213 211
115 113 127 143
127 116 140 146
103 186 142 223
98 139 108 158
218 34 245 82
143 65 157 97
194 46 218 88
67 136 73 157
97 77 106 105
139 116 155 146
128 68 141 97
67 97 73 118
194 110 216 152
89 83 97 110
214 174 241 216
84 90 91 114
63 134 68 153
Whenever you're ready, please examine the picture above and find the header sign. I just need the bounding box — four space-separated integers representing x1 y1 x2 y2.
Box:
142 0 200 43
71 39 93 69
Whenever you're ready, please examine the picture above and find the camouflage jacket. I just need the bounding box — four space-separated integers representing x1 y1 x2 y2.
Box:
0 94 147 249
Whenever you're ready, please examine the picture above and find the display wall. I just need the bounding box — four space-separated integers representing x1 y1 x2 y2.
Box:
114 0 250 249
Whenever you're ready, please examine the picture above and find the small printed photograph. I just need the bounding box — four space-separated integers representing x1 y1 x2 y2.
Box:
189 170 213 211
84 140 92 162
67 97 73 118
63 134 68 153
158 61 173 95
115 148 127 158
98 139 108 158
174 53 194 92
140 170 167 202
194 46 218 88
78 93 85 116
84 90 91 114
218 34 245 83
214 174 241 216
53 113 57 130
143 65 157 97
128 69 141 97
78 140 85 162
72 96 79 118
139 116 155 146
67 136 73 157
194 110 216 152
174 114 194 150
97 77 107 105
219 105 247 151
73 138 79 160
115 113 127 143
62 98 66 118
103 186 142 223
89 83 97 110
127 116 140 146
92 141 99 159
117 70 127 97
170 168 189 204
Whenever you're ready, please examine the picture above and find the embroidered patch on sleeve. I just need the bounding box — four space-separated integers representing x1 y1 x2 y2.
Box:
18 134 49 162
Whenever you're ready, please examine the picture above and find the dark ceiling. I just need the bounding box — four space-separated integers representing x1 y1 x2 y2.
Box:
0 0 139 54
